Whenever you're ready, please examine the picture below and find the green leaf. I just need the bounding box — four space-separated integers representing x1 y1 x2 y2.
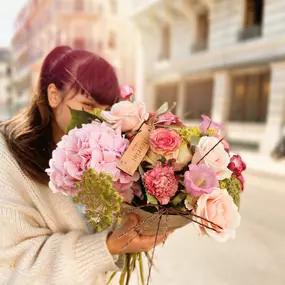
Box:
171 192 187 206
66 107 102 134
156 102 169 116
146 192 158 204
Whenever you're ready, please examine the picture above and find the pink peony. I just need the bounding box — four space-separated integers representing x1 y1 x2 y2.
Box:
184 164 219 197
156 112 184 127
46 121 139 197
149 128 182 157
194 188 241 242
143 163 178 205
120 84 134 101
101 101 149 132
200 115 223 135
228 154 246 176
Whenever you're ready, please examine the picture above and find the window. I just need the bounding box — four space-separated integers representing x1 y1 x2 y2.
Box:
108 31 117 49
75 0 84 11
74 38 86 50
239 0 263 40
230 71 269 122
158 25 171 61
192 11 209 52
109 0 117 14
244 0 263 27
184 80 213 120
155 84 178 114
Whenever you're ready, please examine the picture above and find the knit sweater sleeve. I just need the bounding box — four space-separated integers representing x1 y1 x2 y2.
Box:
0 150 124 285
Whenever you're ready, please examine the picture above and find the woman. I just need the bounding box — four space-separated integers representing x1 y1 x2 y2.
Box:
0 46 163 285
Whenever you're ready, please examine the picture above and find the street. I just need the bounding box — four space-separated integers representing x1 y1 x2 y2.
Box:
126 172 285 285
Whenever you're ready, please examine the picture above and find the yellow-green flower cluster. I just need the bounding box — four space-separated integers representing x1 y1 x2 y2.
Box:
205 128 217 136
73 169 122 232
92 108 104 121
219 176 242 208
178 126 202 143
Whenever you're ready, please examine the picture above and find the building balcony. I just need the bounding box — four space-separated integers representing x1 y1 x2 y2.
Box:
238 25 262 42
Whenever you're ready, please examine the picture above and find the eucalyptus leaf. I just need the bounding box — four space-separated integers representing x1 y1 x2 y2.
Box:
156 102 169 116
66 107 101 134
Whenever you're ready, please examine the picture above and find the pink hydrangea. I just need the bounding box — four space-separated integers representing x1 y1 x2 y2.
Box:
46 121 139 197
143 163 178 205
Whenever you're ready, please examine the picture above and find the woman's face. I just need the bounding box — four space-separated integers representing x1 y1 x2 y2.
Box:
48 85 111 142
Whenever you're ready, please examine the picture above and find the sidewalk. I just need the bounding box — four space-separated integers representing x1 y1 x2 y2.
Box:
237 150 285 178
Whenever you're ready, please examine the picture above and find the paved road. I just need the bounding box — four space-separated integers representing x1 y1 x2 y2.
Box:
126 172 285 285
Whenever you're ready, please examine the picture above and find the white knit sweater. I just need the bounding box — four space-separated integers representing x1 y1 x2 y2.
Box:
0 135 124 285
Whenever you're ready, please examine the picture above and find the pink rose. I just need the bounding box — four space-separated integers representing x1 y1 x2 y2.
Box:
194 188 241 242
200 115 223 135
143 163 178 205
192 137 232 180
228 154 246 176
150 128 182 157
120 84 134 101
101 101 149 132
156 112 184 127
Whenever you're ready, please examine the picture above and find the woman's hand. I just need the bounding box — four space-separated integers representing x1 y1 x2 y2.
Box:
107 214 166 255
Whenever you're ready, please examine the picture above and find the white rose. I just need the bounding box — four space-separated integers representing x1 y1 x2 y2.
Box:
192 136 232 180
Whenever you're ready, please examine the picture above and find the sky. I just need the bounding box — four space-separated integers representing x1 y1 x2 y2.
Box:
0 0 27 48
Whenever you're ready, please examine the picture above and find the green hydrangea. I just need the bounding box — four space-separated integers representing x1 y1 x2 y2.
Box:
178 126 202 143
219 176 242 208
73 169 122 232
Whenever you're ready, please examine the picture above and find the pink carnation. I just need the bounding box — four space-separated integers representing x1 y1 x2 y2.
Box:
143 163 178 205
46 121 139 197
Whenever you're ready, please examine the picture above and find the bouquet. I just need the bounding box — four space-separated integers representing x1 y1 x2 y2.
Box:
46 85 246 285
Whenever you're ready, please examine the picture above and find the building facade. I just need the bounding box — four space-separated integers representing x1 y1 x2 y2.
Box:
10 0 135 116
132 0 285 155
0 49 12 121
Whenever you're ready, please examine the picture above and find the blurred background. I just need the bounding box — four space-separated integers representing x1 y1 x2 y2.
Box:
0 0 284 284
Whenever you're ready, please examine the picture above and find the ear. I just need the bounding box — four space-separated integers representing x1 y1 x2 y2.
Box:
47 83 61 108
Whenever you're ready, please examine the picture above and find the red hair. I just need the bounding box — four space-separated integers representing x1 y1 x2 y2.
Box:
1 46 120 184
39 45 120 105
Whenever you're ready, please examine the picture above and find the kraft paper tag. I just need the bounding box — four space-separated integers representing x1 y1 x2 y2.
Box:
117 124 151 176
